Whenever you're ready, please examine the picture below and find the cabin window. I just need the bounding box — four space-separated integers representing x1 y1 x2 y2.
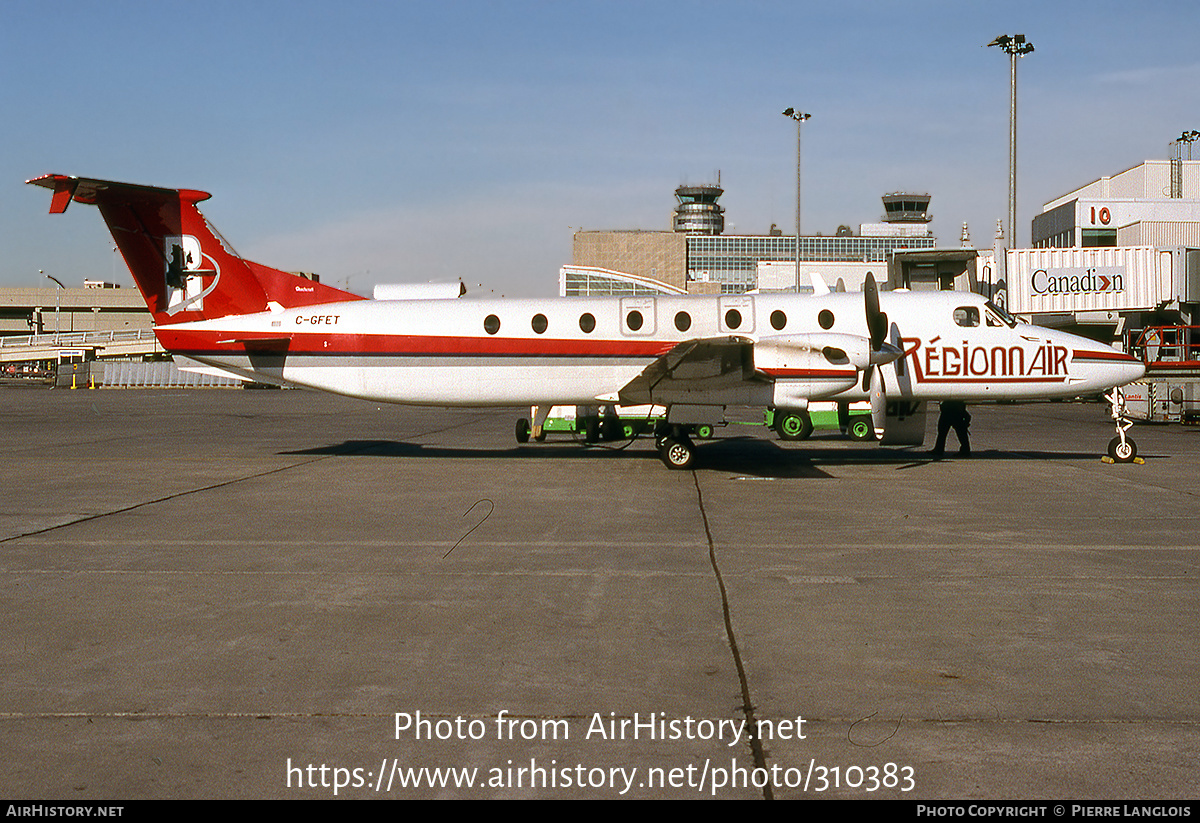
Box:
674 311 691 332
531 313 548 334
579 313 596 333
725 309 742 329
954 307 980 328
818 309 834 329
484 314 501 335
770 309 786 330
626 310 643 331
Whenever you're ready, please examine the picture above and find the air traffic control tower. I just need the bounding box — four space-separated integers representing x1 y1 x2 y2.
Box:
673 183 725 235
879 192 933 225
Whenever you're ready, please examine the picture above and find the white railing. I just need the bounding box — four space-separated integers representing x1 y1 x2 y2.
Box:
0 328 158 349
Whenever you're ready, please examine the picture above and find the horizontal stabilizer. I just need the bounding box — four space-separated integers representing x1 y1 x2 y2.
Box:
173 355 252 382
28 174 212 211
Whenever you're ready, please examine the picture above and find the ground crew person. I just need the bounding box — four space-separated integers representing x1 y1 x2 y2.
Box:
932 400 971 457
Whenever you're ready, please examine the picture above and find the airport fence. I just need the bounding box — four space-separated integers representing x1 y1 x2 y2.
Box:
98 360 241 388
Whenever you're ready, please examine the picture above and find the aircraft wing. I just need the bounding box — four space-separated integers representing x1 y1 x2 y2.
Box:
616 336 757 405
613 328 897 408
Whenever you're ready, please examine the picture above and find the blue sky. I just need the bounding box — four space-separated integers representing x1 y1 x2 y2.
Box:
4 0 1199 296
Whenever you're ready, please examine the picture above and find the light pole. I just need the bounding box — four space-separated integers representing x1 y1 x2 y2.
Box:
43 271 65 340
782 108 811 279
988 34 1034 249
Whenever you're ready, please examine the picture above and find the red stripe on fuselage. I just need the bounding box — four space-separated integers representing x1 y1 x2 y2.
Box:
758 368 857 378
911 376 1066 384
1071 349 1138 363
155 329 677 358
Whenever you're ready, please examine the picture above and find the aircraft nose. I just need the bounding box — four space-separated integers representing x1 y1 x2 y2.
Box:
1122 356 1147 385
1072 343 1146 388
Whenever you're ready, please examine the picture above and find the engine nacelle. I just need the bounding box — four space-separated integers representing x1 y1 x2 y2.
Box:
755 334 872 405
755 333 874 371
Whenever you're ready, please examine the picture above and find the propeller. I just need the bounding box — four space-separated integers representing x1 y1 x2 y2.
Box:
861 272 896 434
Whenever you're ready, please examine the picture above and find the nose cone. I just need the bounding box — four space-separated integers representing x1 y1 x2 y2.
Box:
1071 343 1146 390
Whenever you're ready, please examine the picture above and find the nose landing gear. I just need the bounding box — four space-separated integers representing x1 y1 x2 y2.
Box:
1105 387 1139 463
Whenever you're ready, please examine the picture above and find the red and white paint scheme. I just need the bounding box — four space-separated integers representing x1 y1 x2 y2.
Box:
28 175 1146 468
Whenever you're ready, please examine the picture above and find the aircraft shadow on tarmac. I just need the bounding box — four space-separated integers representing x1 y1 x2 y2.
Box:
282 435 1104 479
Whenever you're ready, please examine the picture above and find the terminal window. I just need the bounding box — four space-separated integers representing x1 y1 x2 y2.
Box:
1081 229 1117 247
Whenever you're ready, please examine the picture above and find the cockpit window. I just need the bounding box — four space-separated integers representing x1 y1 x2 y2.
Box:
984 300 1018 328
954 307 980 327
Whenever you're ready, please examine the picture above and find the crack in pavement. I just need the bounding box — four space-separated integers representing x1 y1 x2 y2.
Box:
691 471 774 801
0 418 481 545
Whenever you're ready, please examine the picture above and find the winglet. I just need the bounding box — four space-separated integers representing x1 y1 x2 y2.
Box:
809 271 830 295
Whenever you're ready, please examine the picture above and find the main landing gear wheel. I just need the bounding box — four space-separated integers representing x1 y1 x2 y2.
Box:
849 417 874 441
1108 436 1137 463
658 437 696 470
775 410 813 441
601 417 622 441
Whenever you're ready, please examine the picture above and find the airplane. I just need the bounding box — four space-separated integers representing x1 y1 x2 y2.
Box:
27 174 1147 469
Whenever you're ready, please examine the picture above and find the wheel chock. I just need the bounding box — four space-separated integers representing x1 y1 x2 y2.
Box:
1101 456 1145 465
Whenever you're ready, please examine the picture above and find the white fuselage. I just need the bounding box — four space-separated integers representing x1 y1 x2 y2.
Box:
157 290 1145 407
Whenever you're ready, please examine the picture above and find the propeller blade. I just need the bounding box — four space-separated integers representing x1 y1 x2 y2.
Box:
864 272 888 351
870 366 887 435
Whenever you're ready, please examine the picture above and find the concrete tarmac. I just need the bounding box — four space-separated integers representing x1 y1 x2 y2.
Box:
0 386 1196 799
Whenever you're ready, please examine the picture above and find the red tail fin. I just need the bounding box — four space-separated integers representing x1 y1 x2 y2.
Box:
27 175 363 324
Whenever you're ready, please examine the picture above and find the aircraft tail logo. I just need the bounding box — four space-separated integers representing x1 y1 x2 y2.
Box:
27 175 363 325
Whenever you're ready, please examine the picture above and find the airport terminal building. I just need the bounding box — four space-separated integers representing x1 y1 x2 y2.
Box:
1014 154 1200 419
1033 159 1200 249
0 282 149 336
566 184 936 296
